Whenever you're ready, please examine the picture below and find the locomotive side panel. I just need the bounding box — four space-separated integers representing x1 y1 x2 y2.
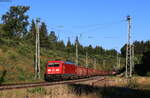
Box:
62 63 76 76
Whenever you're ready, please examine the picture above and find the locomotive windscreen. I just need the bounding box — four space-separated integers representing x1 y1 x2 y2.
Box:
47 63 60 67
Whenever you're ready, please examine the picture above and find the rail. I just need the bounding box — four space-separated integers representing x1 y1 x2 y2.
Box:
0 76 105 91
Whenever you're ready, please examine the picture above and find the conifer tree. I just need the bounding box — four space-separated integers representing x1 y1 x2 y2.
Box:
40 22 48 48
48 31 58 49
26 19 36 42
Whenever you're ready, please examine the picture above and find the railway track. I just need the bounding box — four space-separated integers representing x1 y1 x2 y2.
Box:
0 76 105 91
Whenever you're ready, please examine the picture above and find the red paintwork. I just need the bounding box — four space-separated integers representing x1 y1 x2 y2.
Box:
62 63 76 75
45 61 116 80
76 66 87 76
45 61 64 74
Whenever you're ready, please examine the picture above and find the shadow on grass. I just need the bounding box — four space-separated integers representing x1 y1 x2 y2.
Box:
69 84 150 98
0 70 7 85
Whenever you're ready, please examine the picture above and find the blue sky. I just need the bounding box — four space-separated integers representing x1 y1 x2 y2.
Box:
0 0 150 51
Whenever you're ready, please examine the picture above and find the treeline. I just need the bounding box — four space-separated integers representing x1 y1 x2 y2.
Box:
0 6 118 58
121 40 150 76
121 40 150 57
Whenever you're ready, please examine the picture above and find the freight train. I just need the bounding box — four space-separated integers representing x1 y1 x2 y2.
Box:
44 60 116 81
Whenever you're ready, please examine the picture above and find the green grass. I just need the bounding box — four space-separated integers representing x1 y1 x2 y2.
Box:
0 38 120 83
27 87 47 94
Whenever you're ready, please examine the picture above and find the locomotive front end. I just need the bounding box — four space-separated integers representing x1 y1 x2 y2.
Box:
44 61 63 81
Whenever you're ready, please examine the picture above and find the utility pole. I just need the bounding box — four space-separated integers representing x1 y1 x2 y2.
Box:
35 24 38 79
67 37 70 60
86 52 88 67
37 19 40 79
35 18 40 79
116 52 119 70
132 45 134 74
125 16 132 78
75 36 78 65
118 57 121 69
103 60 106 69
94 58 97 69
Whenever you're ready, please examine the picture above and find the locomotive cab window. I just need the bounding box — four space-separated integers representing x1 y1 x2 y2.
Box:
47 63 60 67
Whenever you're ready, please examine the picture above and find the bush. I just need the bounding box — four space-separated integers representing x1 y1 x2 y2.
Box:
9 52 18 61
17 44 33 56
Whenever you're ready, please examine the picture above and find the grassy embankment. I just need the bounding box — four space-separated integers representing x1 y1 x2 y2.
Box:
0 38 119 84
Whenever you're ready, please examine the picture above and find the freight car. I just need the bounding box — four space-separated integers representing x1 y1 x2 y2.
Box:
44 60 116 81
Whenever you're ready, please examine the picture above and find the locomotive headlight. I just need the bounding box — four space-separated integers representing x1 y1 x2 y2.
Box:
48 69 51 71
56 69 59 71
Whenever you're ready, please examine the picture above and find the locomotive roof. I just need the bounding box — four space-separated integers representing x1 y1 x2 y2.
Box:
47 60 75 64
64 61 75 64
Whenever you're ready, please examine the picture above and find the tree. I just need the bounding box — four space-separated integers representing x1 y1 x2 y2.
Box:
39 22 48 48
145 41 150 52
134 41 145 55
120 44 126 57
94 46 104 55
121 40 150 76
121 40 149 57
1 6 30 38
74 36 84 54
75 36 79 45
142 51 150 75
87 45 93 55
135 51 150 76
48 31 57 42
47 31 58 49
106 49 117 56
66 38 72 53
0 24 6 38
26 19 36 41
57 40 65 51
40 22 48 39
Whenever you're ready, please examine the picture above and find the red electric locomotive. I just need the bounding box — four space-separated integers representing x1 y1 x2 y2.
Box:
45 61 77 81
